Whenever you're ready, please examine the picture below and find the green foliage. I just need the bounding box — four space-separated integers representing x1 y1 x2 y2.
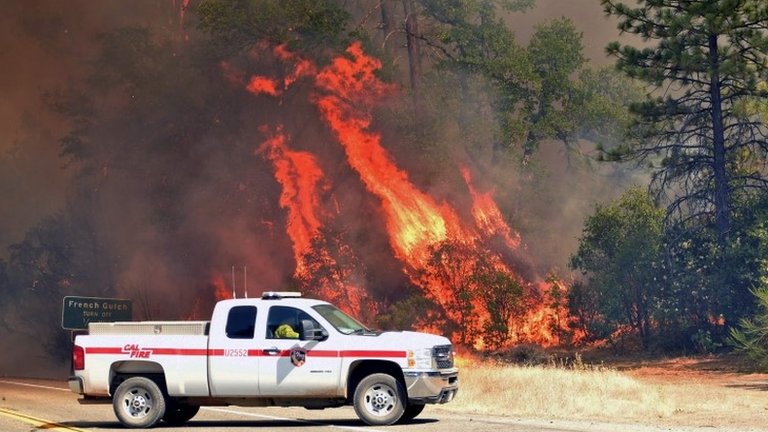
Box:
602 0 768 246
419 1 639 163
197 0 351 52
721 194 768 318
569 186 666 349
422 240 485 346
376 294 442 332
730 287 768 370
575 67 642 151
691 329 722 354
476 269 523 350
567 279 612 343
571 187 768 351
660 191 768 344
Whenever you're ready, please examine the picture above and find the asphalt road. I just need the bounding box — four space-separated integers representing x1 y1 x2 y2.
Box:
0 378 674 432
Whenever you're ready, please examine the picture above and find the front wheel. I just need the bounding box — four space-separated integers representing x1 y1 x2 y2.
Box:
112 377 166 428
162 401 199 426
353 373 406 426
399 403 425 423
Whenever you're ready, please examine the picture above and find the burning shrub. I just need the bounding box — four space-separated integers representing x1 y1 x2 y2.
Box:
506 344 548 366
476 270 524 350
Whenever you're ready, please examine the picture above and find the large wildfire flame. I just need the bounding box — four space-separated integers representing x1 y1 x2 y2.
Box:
257 125 328 275
231 42 577 348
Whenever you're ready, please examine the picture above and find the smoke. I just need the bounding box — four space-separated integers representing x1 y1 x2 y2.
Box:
506 0 633 65
0 0 642 375
0 0 182 254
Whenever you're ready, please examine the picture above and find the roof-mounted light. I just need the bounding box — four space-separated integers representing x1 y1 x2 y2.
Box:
261 291 302 300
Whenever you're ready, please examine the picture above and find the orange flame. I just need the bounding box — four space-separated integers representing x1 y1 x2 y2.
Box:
232 41 581 348
244 44 317 97
257 125 327 274
255 125 370 318
460 166 521 250
312 43 497 344
212 274 233 301
247 76 281 97
274 44 317 88
314 43 467 262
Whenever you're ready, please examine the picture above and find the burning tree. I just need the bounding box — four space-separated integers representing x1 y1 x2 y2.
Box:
475 269 524 350
296 228 374 321
421 240 487 347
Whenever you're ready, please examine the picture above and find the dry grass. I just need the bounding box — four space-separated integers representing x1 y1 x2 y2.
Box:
442 359 674 420
436 356 768 430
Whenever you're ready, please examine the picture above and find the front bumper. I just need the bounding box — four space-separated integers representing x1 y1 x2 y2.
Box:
403 368 458 404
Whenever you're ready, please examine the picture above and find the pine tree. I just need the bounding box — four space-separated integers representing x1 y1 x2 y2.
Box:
602 0 768 246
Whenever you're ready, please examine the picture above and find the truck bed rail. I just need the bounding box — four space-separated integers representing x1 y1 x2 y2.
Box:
88 321 210 336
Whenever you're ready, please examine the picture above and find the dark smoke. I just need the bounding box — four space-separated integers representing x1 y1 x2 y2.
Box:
0 0 639 377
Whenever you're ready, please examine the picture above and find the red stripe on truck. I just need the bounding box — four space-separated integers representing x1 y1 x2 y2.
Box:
84 347 407 359
150 348 208 356
341 350 407 358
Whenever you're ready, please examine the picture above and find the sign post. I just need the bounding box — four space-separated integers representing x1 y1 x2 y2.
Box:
62 296 133 330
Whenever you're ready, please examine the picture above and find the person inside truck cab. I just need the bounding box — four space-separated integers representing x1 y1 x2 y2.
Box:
268 306 301 339
274 323 299 338
268 306 323 339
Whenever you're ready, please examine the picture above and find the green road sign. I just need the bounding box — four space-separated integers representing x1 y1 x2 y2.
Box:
62 296 133 330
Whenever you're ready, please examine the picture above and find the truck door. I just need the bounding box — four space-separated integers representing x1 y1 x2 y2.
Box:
208 304 261 396
258 305 341 397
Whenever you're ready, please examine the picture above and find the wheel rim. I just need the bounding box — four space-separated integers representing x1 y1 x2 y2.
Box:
122 387 154 419
363 383 397 417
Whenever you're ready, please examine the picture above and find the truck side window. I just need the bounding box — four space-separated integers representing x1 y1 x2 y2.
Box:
267 306 321 339
226 306 257 339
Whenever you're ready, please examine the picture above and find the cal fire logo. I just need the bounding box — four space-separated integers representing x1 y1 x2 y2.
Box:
290 347 306 367
123 344 153 358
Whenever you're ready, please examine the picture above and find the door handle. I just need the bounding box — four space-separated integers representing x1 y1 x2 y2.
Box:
263 347 280 356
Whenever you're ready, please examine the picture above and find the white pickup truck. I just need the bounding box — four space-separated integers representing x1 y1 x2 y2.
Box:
68 292 458 427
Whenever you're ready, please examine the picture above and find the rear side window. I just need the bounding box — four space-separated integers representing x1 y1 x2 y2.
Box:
226 306 257 339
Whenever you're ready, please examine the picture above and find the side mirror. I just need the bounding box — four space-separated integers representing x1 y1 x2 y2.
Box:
300 319 328 341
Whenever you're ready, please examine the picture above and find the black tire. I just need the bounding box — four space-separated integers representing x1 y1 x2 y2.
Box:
112 377 167 428
353 373 406 426
162 402 200 426
399 403 425 423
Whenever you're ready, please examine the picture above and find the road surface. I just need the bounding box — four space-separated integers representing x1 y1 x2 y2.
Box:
0 378 695 432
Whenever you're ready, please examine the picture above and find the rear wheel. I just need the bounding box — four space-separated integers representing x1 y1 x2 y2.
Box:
113 377 166 428
353 373 405 425
399 403 425 423
162 401 200 426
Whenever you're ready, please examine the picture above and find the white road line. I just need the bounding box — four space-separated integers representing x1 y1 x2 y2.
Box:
202 407 386 432
0 380 70 392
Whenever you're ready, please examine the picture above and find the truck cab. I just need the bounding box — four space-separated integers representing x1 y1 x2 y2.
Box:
69 292 459 427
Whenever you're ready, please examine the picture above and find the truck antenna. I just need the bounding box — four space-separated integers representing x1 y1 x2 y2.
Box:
244 266 248 298
231 265 237 299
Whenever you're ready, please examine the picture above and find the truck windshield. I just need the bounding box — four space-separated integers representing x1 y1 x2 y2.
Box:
312 304 369 335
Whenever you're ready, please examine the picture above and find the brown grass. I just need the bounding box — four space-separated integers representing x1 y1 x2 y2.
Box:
436 356 768 430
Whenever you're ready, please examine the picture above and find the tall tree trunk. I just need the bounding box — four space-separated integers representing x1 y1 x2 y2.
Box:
402 0 423 110
708 33 730 247
379 0 397 57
